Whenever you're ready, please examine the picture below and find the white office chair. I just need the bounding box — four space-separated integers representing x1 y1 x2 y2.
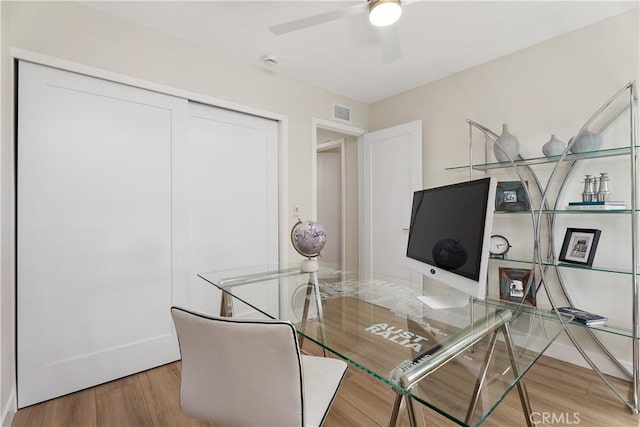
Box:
171 306 348 427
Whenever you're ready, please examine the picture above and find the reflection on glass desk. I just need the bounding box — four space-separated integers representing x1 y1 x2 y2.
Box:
198 265 570 427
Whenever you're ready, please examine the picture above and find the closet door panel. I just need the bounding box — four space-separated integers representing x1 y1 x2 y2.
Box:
187 102 279 317
17 62 185 406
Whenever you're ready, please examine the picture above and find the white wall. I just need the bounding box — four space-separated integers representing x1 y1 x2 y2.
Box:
1 0 369 420
369 9 640 375
370 10 639 187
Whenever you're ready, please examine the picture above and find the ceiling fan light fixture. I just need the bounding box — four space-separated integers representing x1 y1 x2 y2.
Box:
369 0 402 27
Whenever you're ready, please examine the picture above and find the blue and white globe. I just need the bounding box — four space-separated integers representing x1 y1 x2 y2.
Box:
291 220 327 258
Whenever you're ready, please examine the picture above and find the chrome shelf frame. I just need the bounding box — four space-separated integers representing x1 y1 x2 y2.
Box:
460 82 639 413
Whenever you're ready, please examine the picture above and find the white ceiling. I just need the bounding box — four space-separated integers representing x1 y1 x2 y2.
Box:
85 1 638 103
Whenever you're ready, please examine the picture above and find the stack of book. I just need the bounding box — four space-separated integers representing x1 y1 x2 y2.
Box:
557 307 608 326
566 201 627 210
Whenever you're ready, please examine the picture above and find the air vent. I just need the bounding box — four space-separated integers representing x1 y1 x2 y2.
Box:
332 103 351 123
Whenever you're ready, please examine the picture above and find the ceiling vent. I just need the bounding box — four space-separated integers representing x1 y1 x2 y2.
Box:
332 103 351 123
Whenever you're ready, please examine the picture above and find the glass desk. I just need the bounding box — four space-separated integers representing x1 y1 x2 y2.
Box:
198 265 570 427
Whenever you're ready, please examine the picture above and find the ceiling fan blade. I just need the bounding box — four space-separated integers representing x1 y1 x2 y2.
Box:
268 3 367 36
379 25 402 63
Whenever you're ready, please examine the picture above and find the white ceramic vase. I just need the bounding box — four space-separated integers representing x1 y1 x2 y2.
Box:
494 123 519 162
542 134 566 157
569 130 602 154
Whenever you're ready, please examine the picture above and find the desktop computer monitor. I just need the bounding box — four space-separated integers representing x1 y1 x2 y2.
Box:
406 177 497 308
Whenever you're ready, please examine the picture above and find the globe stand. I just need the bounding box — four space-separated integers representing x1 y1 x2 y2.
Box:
296 267 327 357
300 256 319 273
290 219 327 355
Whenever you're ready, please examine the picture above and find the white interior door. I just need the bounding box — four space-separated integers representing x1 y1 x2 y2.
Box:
186 102 279 317
17 61 186 407
360 121 422 284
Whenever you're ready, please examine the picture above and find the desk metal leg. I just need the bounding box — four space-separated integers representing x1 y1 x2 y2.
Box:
388 392 425 427
220 291 234 317
388 310 536 427
467 321 534 427
406 393 426 427
465 329 500 424
502 322 534 427
388 392 404 427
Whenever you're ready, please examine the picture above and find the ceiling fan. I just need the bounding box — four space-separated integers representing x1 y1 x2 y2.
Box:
268 0 415 63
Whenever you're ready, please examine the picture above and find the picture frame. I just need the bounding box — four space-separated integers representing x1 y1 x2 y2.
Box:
499 267 536 306
559 228 601 267
495 181 530 211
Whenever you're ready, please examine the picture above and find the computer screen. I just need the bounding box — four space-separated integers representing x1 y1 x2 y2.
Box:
406 177 496 305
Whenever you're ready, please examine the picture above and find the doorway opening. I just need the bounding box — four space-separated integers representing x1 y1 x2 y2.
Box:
312 119 366 273
317 137 344 272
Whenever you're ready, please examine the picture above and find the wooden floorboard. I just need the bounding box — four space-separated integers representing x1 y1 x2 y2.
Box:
94 374 154 427
137 362 212 427
12 354 639 427
41 387 96 427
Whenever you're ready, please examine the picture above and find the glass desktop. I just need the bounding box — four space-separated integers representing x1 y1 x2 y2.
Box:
197 264 569 426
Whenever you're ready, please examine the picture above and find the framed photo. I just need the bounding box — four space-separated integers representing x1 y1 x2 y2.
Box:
559 228 601 266
499 267 536 306
496 181 530 211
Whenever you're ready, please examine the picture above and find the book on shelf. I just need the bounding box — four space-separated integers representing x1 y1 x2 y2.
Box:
566 201 627 210
557 307 608 325
568 201 626 205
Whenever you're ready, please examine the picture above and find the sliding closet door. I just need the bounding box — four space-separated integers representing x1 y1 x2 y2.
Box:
186 102 279 317
17 61 187 406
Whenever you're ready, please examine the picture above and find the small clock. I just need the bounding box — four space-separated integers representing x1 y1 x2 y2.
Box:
490 235 511 258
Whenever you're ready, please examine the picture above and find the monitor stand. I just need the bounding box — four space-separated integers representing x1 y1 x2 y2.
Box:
416 289 469 309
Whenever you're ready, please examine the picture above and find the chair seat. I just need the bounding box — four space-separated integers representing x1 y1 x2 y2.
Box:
301 355 348 427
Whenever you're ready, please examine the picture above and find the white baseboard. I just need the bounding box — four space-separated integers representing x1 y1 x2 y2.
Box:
545 339 632 380
1 389 16 427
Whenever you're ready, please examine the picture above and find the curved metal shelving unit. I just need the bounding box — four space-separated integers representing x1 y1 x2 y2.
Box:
457 82 639 413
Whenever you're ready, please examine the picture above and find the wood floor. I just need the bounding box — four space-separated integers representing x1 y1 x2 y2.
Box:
12 351 638 427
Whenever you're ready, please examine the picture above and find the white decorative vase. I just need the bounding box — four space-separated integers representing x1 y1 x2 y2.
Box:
569 130 602 154
542 134 566 157
494 123 519 162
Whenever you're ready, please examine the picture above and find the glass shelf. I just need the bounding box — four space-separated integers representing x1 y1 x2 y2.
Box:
478 299 636 339
493 211 534 215
494 209 635 215
570 322 638 340
547 209 634 214
489 255 638 276
446 145 638 172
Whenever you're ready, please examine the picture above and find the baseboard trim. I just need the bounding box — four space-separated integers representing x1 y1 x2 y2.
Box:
1 388 16 427
545 339 632 380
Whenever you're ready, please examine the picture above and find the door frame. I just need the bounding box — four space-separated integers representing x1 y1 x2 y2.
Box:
311 118 367 273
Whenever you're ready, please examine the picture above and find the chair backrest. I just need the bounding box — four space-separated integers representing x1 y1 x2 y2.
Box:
171 307 305 426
